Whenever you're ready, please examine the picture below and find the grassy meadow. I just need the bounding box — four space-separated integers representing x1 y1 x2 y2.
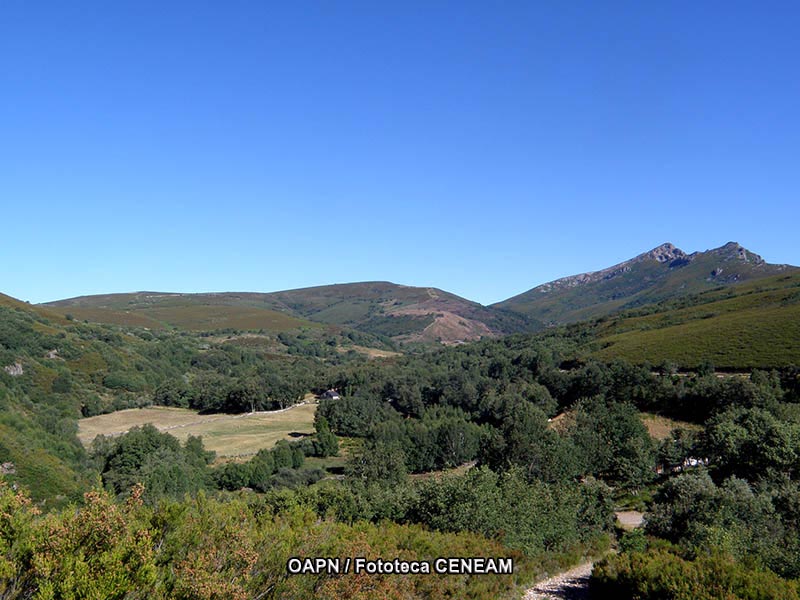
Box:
78 402 318 458
639 413 701 440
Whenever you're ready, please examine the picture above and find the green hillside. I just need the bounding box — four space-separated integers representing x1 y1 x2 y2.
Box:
582 273 800 368
495 242 797 325
46 292 315 332
0 298 192 500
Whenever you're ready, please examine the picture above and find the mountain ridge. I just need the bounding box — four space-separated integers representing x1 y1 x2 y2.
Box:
40 242 798 341
493 241 797 324
44 282 539 345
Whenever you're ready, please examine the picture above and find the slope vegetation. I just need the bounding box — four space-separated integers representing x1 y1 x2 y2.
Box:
46 292 314 332
584 273 800 368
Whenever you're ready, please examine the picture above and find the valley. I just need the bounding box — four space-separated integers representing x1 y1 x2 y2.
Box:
3 240 800 600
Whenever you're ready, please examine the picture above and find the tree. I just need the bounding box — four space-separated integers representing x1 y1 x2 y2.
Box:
569 397 655 490
346 440 407 485
703 407 798 483
312 416 339 458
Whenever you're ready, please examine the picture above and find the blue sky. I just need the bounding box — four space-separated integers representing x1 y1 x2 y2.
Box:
2 1 798 305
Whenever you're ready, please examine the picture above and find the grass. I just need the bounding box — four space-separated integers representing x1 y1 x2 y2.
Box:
409 460 477 481
59 307 165 329
639 413 701 440
548 411 698 441
0 292 70 325
78 403 318 458
143 305 313 332
303 437 360 474
58 304 313 333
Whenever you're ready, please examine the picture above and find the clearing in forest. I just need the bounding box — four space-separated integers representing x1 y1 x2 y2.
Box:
78 402 317 458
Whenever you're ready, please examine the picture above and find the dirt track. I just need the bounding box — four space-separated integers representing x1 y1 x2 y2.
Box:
523 561 593 600
522 511 644 599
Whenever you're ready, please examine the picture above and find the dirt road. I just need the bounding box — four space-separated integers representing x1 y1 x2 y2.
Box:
523 561 593 600
522 511 644 599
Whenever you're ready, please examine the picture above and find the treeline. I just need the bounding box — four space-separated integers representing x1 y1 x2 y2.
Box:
276 329 397 358
303 333 800 596
321 392 656 491
314 334 800 494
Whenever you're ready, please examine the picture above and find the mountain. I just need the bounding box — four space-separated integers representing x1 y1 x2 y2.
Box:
45 282 539 344
259 282 537 343
494 242 798 324
39 241 798 345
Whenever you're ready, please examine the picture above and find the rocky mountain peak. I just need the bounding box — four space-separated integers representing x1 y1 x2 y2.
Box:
709 242 765 265
638 243 687 264
534 243 689 293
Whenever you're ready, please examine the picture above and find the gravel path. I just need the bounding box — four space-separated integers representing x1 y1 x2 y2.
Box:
523 561 593 600
522 511 644 599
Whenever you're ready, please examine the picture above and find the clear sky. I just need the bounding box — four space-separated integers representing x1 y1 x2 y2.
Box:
2 1 798 305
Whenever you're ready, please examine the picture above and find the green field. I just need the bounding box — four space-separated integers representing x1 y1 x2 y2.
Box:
78 403 318 458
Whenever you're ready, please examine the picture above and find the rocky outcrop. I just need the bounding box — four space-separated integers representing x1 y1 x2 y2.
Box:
3 362 23 376
703 241 765 265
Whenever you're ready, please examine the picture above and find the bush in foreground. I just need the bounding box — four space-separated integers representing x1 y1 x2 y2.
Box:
591 546 800 600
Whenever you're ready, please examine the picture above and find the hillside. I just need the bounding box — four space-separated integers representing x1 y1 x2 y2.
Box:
45 291 316 333
495 242 797 324
260 281 537 343
0 295 190 500
46 282 539 344
576 272 800 369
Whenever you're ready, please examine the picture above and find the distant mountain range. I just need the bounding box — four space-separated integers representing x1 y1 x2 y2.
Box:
44 283 536 344
41 241 797 344
493 242 797 324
